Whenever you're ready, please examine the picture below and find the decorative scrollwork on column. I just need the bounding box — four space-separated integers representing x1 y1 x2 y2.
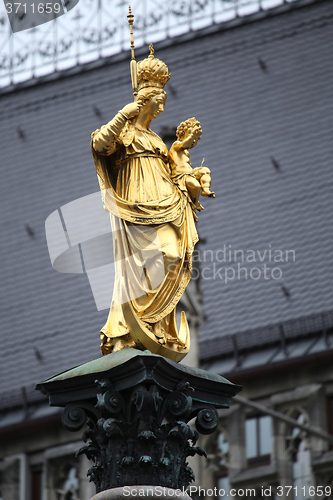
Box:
195 406 219 435
62 404 87 432
72 378 218 492
165 391 192 418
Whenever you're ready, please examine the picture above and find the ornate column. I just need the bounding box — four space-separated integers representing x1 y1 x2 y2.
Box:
37 349 241 494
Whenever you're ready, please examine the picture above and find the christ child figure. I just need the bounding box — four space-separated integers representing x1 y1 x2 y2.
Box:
169 117 215 211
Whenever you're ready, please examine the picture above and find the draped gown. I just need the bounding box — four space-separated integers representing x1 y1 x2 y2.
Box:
91 118 198 354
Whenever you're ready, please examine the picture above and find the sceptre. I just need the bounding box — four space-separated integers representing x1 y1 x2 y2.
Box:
127 6 138 99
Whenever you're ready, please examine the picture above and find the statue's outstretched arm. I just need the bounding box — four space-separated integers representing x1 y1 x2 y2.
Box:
93 111 128 156
93 103 140 155
180 126 202 150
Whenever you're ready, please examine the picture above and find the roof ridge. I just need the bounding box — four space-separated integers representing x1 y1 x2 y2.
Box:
199 309 333 360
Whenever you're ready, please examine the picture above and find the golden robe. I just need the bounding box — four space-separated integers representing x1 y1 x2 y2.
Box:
91 119 198 354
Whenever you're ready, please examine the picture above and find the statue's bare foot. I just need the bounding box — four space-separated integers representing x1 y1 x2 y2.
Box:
201 189 215 198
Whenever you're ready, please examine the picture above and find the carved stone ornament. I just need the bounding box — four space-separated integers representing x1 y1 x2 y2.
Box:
36 349 242 493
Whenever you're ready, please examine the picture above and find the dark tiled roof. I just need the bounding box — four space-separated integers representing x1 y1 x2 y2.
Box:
193 0 333 347
0 0 332 411
201 327 333 375
199 309 333 362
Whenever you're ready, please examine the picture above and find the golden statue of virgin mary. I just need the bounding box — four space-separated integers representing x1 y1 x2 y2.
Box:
91 35 201 362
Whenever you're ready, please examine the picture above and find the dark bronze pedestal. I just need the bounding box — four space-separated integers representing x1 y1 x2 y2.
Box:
36 349 241 493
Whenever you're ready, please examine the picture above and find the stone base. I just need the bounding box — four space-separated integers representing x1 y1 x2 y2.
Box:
91 486 192 500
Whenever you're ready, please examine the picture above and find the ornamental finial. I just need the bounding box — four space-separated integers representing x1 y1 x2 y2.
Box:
149 43 154 59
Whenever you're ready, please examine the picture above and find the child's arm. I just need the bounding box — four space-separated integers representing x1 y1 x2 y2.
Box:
180 126 201 150
169 140 183 152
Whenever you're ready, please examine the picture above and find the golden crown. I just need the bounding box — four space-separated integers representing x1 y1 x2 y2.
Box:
137 44 171 90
